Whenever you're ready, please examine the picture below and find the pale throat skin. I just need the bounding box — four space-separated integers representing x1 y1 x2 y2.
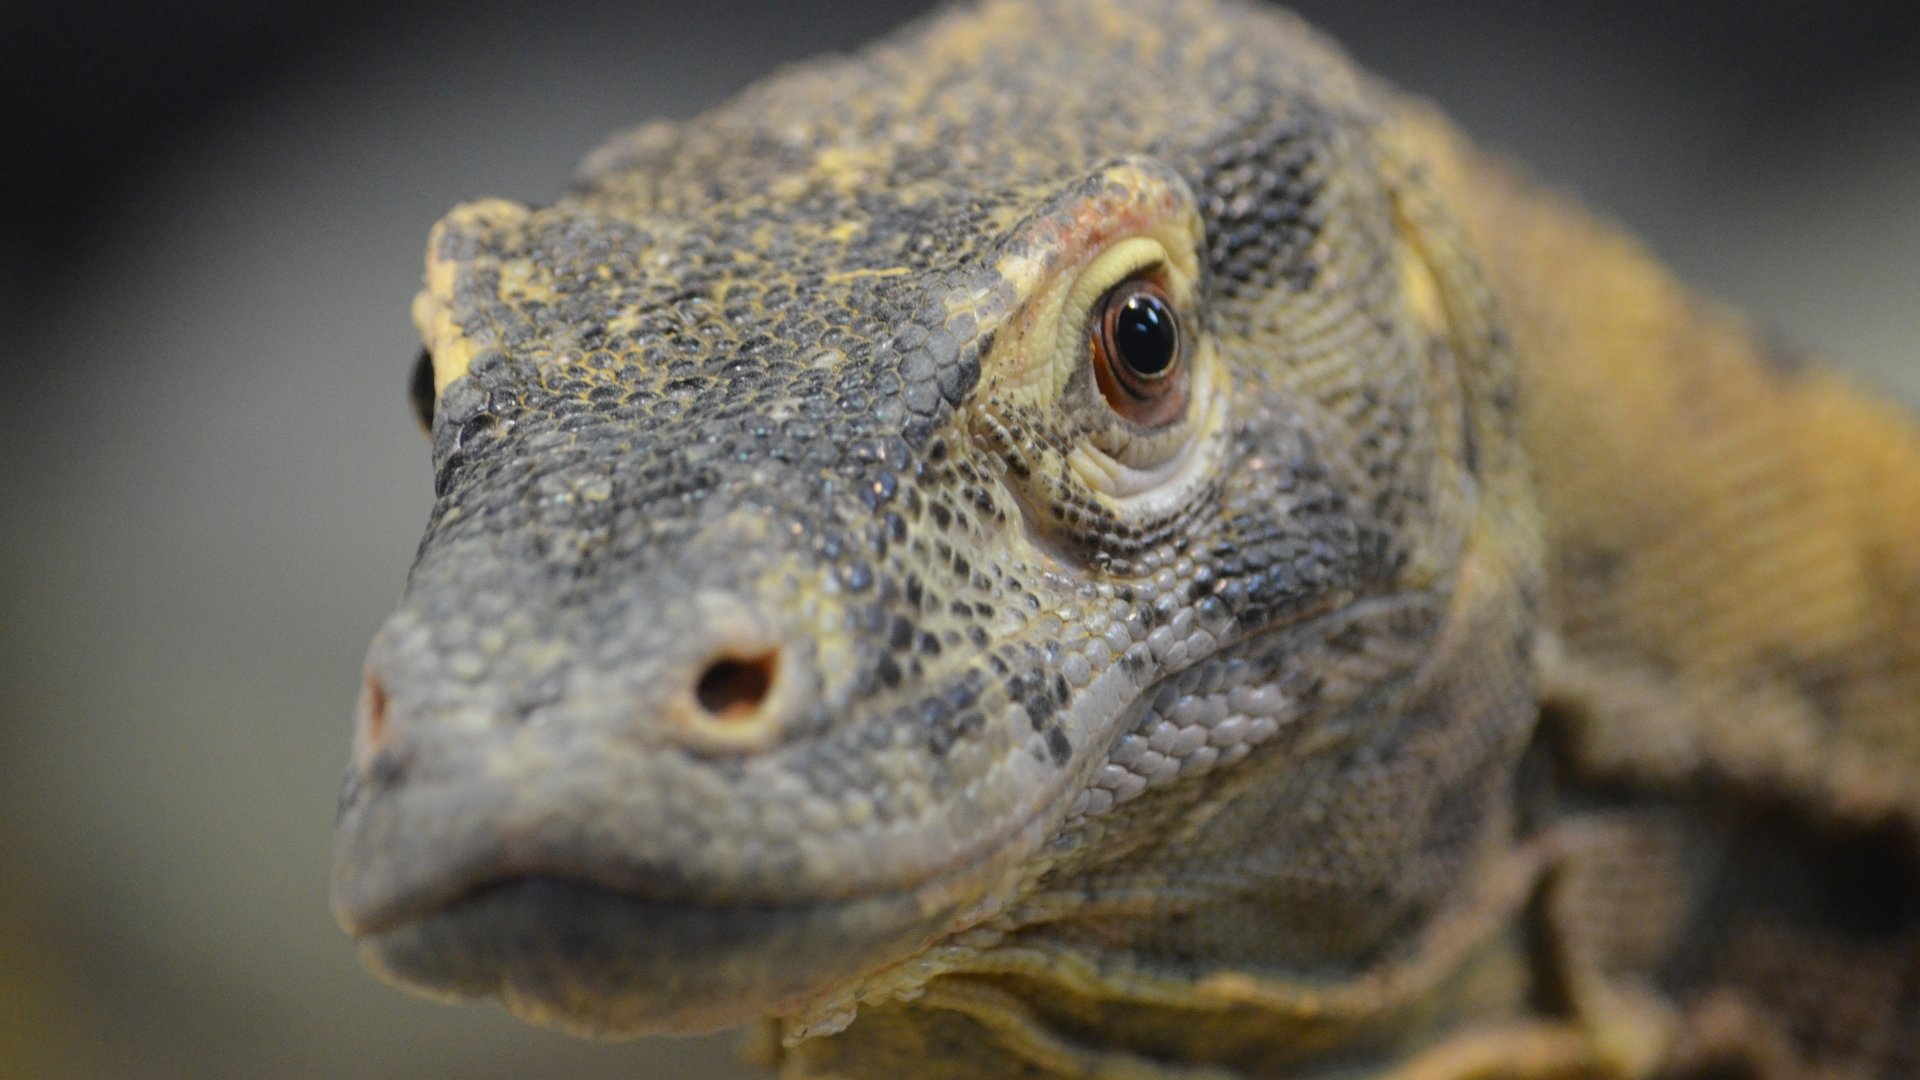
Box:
330 0 1920 1076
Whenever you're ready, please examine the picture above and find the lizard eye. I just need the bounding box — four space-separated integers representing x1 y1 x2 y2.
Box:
1048 233 1214 479
409 348 436 433
1091 277 1185 427
970 161 1227 538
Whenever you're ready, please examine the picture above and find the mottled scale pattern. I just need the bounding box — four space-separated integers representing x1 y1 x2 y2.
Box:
331 0 1920 1076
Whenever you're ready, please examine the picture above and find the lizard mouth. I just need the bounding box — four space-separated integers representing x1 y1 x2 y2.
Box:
333 727 1067 1037
355 875 953 1036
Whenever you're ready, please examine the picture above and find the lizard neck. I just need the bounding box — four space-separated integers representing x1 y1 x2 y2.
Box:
1408 104 1920 824
1398 106 1920 1075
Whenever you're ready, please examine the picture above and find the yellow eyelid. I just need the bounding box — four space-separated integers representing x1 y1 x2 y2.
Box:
1053 234 1194 379
1064 237 1173 316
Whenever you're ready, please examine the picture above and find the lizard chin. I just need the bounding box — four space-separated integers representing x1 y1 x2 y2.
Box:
355 875 956 1037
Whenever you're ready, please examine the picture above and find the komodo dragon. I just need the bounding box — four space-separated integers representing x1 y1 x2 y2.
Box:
329 0 1920 1076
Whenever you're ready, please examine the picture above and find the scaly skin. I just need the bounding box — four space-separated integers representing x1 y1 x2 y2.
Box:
329 1 1920 1076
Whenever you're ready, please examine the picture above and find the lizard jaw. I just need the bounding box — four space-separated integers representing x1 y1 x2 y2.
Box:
338 745 1069 1037
355 877 955 1036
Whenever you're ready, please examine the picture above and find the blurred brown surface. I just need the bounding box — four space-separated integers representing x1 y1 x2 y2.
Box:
0 2 1913 1078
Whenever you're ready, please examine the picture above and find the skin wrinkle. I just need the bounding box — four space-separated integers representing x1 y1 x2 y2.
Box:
331 0 1920 1076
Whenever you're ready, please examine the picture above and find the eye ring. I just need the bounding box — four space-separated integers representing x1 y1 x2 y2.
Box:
1090 277 1186 427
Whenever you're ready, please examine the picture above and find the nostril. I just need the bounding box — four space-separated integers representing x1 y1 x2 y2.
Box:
693 651 779 721
356 674 390 759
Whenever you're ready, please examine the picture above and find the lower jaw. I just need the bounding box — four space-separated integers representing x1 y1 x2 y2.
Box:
358 876 952 1037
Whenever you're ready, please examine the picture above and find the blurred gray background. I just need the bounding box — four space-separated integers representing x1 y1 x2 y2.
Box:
1 1 1914 1077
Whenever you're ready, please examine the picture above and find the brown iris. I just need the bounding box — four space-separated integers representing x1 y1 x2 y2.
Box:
1091 277 1186 427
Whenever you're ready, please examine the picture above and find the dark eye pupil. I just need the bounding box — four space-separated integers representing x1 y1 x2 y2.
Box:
1112 292 1177 378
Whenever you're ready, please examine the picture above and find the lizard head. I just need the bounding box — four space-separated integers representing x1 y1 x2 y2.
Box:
332 0 1521 1039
